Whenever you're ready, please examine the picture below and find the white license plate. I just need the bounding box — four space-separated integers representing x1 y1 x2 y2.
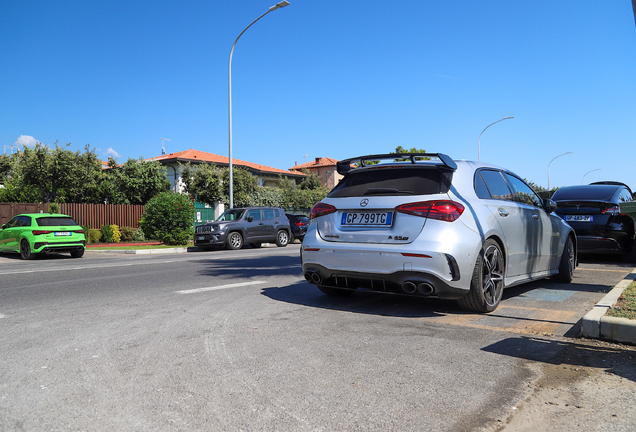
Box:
341 212 393 227
565 215 592 222
198 236 206 240
54 232 72 236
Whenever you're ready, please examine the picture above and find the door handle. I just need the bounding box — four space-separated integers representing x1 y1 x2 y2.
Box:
532 213 540 220
498 209 509 217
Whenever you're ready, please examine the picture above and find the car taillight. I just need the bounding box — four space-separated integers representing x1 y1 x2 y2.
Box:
602 206 621 215
295 222 307 227
74 229 85 234
395 200 464 222
310 203 337 220
32 230 52 235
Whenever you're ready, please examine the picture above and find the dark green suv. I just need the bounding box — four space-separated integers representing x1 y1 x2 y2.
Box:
0 213 86 259
194 207 292 250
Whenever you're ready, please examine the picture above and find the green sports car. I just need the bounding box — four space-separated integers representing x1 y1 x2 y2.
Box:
0 213 86 260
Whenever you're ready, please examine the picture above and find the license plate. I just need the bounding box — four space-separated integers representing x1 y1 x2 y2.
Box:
565 215 592 222
54 232 72 236
341 212 393 227
198 236 206 240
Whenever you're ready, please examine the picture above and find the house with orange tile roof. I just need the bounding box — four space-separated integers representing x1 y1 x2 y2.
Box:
148 148 306 193
289 157 342 189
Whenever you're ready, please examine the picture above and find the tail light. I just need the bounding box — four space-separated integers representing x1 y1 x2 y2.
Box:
32 230 52 235
295 221 307 227
74 229 85 234
395 200 465 222
310 203 337 220
602 206 621 216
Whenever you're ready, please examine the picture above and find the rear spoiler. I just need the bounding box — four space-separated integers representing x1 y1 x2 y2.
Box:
336 153 457 176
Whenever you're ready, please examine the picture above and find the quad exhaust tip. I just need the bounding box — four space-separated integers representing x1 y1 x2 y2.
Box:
304 271 322 285
402 281 435 295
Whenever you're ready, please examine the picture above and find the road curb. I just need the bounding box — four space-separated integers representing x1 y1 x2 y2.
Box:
581 267 636 344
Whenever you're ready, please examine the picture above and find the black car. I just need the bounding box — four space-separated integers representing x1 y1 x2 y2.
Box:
552 183 635 262
194 207 292 250
285 213 308 242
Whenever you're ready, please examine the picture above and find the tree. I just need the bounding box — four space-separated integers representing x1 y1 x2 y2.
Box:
181 162 223 207
221 167 258 207
299 172 323 190
102 157 171 205
12 142 102 203
392 146 426 154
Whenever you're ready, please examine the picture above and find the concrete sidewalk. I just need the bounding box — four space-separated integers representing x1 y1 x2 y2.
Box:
582 267 636 345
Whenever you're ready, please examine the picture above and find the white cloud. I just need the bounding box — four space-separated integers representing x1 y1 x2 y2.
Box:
104 147 121 158
15 135 38 147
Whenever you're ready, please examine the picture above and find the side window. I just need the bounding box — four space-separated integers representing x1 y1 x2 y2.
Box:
619 189 633 203
478 170 514 201
504 173 543 207
263 209 276 220
247 209 262 221
19 216 32 227
474 172 491 199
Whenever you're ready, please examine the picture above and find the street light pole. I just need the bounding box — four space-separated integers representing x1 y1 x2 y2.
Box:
228 1 290 209
582 168 601 184
478 116 514 162
547 151 573 190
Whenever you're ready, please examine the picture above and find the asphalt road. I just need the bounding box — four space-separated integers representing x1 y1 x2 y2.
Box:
1 246 635 431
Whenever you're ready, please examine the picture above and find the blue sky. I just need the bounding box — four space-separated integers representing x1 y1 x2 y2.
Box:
2 1 635 190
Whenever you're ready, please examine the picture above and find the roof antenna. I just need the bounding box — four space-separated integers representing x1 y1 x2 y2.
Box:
161 137 171 155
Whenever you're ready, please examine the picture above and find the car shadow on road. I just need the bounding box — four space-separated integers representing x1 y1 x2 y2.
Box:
482 335 636 383
262 282 467 319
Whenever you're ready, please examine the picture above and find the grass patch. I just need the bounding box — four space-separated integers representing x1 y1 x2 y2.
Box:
607 282 636 320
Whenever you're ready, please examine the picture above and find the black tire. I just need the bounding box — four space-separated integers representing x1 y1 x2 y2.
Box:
275 230 289 247
225 232 243 250
621 241 636 264
249 243 262 248
553 236 575 283
458 239 504 313
317 285 355 297
71 248 85 258
20 239 35 260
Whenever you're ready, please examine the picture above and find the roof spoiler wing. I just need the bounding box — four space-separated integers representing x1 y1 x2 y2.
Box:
336 153 457 176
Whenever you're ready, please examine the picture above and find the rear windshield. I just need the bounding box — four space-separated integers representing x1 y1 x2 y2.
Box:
328 167 452 198
36 216 79 227
551 186 616 202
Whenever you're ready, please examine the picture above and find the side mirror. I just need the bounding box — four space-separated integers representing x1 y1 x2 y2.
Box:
543 199 557 214
247 216 254 222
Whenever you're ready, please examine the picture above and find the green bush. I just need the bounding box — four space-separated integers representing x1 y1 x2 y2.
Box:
139 192 195 245
89 229 101 243
100 224 114 243
120 226 135 242
132 228 145 242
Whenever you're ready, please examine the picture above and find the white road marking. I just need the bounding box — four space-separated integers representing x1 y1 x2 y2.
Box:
175 281 265 294
0 313 5 319
0 259 183 275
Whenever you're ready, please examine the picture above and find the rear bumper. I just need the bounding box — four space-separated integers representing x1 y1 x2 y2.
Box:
577 235 629 254
301 263 468 300
33 241 85 254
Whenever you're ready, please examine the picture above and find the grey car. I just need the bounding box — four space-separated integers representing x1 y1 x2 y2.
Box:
301 153 577 312
195 207 292 250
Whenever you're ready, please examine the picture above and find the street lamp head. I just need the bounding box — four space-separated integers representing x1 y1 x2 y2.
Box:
270 1 290 11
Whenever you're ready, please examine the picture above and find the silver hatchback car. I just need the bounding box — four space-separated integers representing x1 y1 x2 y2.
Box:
301 153 577 312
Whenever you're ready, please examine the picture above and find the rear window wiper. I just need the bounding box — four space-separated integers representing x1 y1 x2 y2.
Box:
364 188 414 195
